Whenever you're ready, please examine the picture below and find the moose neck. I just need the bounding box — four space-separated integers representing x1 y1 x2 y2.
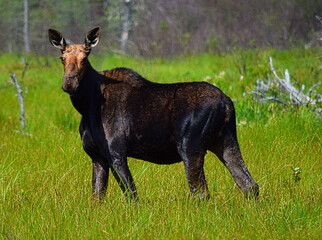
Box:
69 61 103 117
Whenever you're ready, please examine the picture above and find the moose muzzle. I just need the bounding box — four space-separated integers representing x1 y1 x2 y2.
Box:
62 74 80 94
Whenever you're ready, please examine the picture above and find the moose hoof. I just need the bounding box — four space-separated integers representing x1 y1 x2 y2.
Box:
244 184 259 200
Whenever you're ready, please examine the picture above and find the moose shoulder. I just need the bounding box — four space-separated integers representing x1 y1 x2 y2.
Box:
48 27 259 201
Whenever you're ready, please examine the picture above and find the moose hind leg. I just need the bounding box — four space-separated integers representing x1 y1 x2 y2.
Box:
212 123 259 199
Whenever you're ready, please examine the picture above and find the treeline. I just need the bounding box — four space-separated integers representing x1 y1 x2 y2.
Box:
0 0 321 57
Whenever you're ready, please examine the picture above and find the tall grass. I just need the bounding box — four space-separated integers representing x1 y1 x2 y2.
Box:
0 48 321 239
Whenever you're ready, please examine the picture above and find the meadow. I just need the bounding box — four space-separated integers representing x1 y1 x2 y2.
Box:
0 48 321 239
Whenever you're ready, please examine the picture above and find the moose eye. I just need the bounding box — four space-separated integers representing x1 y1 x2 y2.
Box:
60 57 66 64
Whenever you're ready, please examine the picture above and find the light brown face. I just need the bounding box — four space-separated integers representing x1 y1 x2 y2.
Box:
48 27 101 95
60 45 89 94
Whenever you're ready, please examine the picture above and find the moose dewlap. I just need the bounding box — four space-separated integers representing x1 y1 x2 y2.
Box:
48 27 259 201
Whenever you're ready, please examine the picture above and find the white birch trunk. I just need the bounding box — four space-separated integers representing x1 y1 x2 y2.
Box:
120 0 132 53
23 0 30 53
10 72 26 132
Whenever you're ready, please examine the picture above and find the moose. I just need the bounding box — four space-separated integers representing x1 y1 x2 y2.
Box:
48 27 259 201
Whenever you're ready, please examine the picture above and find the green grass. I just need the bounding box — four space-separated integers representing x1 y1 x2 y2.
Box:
0 48 321 239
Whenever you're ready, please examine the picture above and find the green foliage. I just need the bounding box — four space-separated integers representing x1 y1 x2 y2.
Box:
0 48 321 239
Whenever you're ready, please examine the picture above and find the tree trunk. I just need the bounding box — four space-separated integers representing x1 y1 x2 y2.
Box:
120 0 132 53
10 72 26 133
23 0 30 53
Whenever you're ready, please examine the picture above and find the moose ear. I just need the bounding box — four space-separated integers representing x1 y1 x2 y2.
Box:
85 27 101 51
48 29 67 52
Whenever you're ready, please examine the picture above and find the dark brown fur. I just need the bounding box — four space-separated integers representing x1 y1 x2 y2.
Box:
48 27 259 201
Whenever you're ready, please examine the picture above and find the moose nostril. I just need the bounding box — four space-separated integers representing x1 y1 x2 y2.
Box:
66 75 76 79
71 74 79 80
63 74 78 81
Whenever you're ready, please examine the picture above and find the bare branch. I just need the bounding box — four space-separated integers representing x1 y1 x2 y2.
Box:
316 15 322 25
21 57 29 80
308 82 322 97
269 57 316 105
259 96 288 105
251 57 322 117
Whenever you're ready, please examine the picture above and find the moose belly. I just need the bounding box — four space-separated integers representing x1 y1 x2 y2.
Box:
127 137 182 164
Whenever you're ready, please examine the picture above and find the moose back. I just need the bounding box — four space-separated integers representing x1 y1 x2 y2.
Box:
48 27 259 200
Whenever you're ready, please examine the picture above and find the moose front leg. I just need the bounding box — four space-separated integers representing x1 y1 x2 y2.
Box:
111 158 138 202
92 161 109 200
80 126 109 200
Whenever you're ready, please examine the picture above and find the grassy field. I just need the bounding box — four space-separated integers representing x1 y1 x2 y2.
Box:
0 48 321 239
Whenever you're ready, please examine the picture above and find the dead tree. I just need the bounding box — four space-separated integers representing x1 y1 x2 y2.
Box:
251 57 322 116
10 72 26 132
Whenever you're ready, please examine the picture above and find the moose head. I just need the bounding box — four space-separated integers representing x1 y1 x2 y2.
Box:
48 27 101 94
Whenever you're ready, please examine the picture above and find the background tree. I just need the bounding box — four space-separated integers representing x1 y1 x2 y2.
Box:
120 0 132 53
23 0 30 53
0 0 320 56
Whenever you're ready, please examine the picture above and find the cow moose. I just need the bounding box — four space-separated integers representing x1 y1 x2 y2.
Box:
48 27 259 201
